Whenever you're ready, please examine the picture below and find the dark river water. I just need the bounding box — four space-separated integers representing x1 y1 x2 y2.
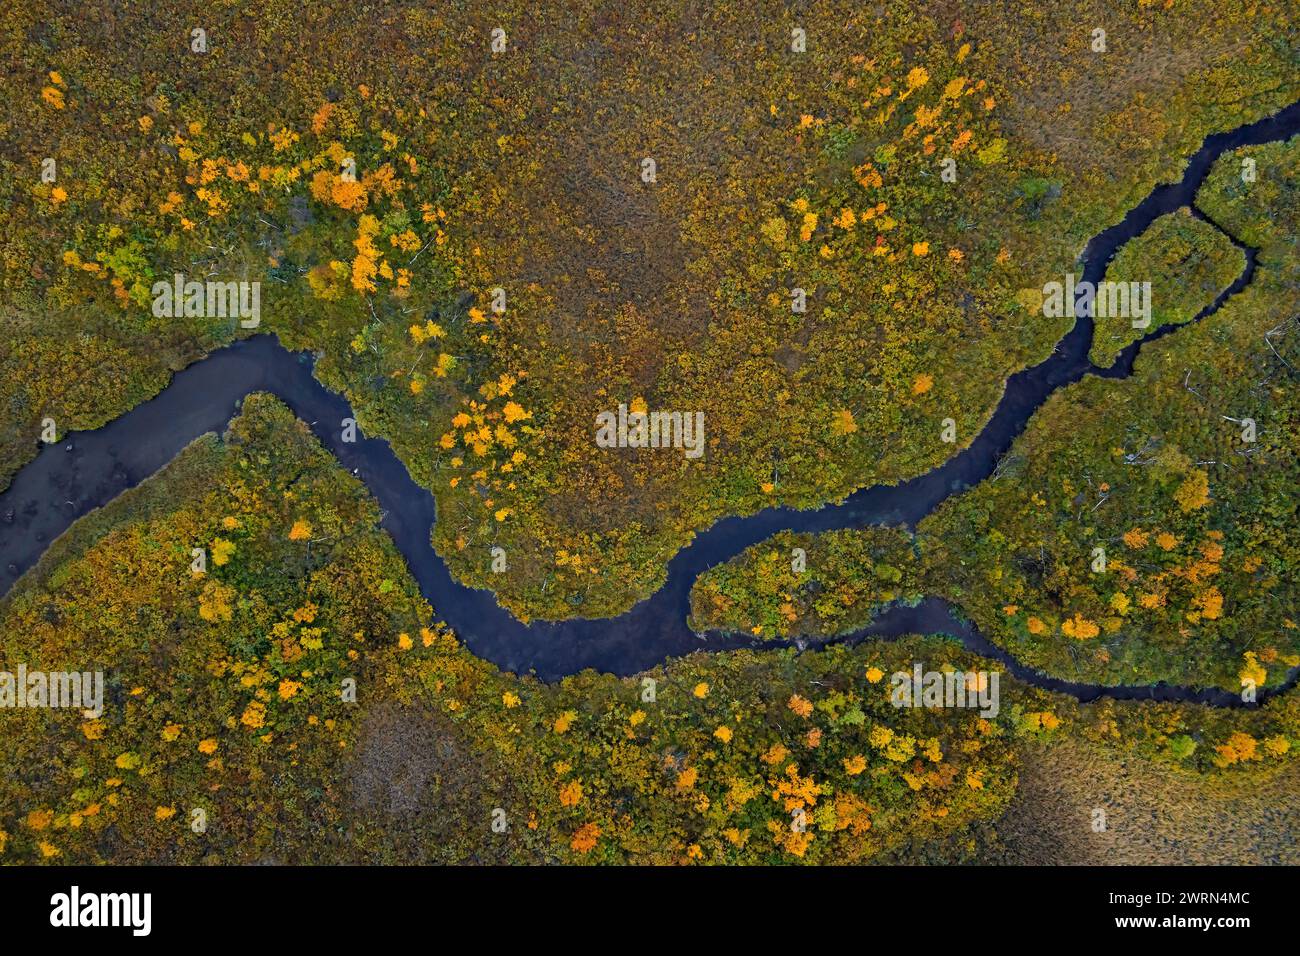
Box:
3 100 1298 707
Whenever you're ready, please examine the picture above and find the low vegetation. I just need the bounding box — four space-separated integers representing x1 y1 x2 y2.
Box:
1091 206 1245 367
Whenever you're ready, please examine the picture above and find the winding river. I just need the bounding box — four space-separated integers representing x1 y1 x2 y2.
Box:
3 100 1299 706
